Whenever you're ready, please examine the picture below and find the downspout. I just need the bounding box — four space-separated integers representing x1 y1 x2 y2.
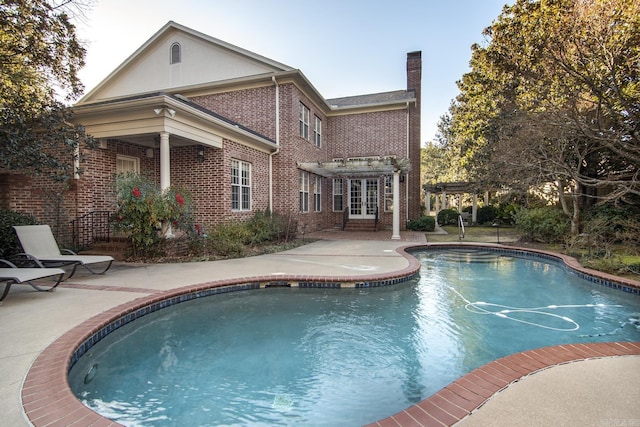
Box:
405 101 410 224
269 76 280 212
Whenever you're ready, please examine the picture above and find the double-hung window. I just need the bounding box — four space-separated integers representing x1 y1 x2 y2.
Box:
313 116 322 147
231 159 251 211
313 176 322 212
333 178 343 211
299 103 310 140
299 171 309 212
116 155 139 175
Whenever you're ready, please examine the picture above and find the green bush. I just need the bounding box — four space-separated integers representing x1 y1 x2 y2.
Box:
112 173 195 257
513 206 570 243
476 206 498 225
407 216 436 232
0 210 38 258
204 211 298 258
437 208 459 226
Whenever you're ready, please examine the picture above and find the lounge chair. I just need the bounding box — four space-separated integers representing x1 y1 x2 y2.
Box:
0 259 65 302
13 225 114 280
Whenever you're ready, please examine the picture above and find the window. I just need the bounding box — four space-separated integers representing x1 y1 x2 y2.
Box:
299 103 309 140
313 116 322 147
231 159 251 211
116 155 139 174
333 178 343 211
170 43 181 64
384 176 394 212
299 171 309 212
313 176 322 212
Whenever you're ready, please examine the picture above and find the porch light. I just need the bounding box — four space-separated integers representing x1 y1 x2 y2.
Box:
197 146 205 163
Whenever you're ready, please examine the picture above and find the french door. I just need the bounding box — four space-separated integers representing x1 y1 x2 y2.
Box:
349 178 378 219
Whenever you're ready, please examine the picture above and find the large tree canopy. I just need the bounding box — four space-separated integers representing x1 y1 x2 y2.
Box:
0 0 92 180
442 0 640 233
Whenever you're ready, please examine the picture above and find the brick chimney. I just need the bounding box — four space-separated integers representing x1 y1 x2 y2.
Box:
406 51 422 221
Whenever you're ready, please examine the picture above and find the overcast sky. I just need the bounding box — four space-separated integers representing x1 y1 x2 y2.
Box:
76 0 510 145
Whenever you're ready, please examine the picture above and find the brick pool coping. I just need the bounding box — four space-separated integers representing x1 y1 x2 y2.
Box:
21 243 640 426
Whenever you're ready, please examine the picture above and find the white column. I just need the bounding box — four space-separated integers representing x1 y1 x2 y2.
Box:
472 194 478 224
425 191 431 216
442 191 447 210
392 170 401 240
159 132 174 238
160 132 171 191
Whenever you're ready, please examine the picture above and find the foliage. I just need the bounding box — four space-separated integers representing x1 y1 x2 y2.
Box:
0 0 94 181
440 0 640 234
578 203 640 255
437 208 460 226
0 210 38 258
513 207 570 243
112 174 194 257
204 211 298 258
476 206 498 225
407 216 436 232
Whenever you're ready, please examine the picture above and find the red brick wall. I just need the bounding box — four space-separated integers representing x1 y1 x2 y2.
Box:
407 51 422 220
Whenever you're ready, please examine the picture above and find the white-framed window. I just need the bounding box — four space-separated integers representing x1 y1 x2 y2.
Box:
299 170 309 212
116 155 139 174
170 42 181 64
231 159 251 211
313 116 322 147
333 178 343 211
299 103 310 140
313 175 322 212
384 176 394 212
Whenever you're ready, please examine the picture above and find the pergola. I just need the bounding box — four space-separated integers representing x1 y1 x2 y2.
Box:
298 157 411 239
423 181 491 224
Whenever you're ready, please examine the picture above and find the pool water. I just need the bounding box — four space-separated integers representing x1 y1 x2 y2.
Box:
68 249 640 426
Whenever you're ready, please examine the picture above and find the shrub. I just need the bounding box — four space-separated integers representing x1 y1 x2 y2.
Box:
204 211 298 258
112 173 195 257
437 208 459 226
407 216 436 232
513 207 570 243
583 203 640 246
476 206 498 225
0 210 38 258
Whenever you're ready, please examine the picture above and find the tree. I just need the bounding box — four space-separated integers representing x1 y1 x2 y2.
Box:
0 0 93 181
444 0 640 235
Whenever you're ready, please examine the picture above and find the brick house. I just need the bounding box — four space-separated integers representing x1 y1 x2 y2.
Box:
2 21 421 245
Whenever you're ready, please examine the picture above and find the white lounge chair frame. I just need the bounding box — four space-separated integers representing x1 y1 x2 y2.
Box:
13 225 114 280
0 259 65 302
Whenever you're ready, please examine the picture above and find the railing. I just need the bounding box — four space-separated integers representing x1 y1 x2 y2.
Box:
71 211 112 250
342 207 349 231
458 214 466 240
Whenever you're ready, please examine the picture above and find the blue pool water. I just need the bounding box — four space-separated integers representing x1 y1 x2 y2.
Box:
68 249 640 426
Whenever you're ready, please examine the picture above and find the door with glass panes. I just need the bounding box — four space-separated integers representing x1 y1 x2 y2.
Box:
349 178 378 219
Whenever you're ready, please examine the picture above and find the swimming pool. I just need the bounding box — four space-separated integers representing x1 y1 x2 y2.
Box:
67 248 640 426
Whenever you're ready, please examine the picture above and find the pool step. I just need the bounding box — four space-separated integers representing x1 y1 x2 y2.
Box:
436 249 512 263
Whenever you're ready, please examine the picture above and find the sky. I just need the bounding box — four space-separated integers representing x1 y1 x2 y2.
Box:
76 0 510 145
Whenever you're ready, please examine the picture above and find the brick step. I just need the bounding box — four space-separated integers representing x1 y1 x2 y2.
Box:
344 220 378 232
79 240 131 261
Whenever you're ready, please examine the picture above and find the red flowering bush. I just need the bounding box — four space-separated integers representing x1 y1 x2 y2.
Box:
113 173 194 257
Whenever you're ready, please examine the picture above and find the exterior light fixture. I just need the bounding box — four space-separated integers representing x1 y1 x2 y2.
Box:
197 146 205 163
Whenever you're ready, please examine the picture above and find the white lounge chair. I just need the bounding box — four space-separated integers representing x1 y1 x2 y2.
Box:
0 259 65 302
13 225 113 279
